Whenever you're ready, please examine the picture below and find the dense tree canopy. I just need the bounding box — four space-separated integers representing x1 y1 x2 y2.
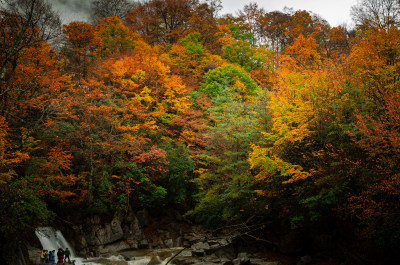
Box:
1 0 400 262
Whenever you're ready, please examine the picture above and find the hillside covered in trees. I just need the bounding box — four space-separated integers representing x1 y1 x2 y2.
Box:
1 0 400 264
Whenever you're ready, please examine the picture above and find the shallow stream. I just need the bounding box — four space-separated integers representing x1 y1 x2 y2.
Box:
35 227 188 265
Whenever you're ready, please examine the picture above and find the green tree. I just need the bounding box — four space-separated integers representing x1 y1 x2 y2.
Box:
199 64 260 99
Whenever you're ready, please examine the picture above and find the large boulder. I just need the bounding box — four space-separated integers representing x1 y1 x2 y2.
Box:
122 215 142 241
191 242 210 257
97 241 132 254
233 257 251 265
171 256 201 265
82 209 148 248
84 214 124 246
122 208 145 241
249 259 281 265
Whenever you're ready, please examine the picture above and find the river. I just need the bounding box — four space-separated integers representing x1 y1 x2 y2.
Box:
35 227 187 265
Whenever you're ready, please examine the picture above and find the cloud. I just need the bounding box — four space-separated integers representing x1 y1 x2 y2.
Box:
51 0 139 24
220 0 357 27
51 0 93 23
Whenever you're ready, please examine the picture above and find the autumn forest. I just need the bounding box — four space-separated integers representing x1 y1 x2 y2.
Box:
1 0 400 263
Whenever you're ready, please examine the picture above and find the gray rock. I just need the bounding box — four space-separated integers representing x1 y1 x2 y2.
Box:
164 239 174 248
206 238 231 250
179 249 193 257
123 213 143 241
192 242 210 251
172 256 201 265
139 239 149 248
213 248 235 260
97 241 131 254
237 253 247 259
125 240 139 249
218 239 229 246
207 257 233 265
249 259 281 265
204 253 218 261
158 229 171 238
192 249 206 257
84 214 124 246
232 259 241 265
232 257 250 265
220 258 234 265
184 233 203 244
110 216 124 240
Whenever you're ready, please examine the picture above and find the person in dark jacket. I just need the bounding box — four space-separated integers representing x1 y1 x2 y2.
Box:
44 250 49 265
64 248 71 263
57 248 64 264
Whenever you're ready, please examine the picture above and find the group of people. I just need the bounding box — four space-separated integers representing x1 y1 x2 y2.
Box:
39 247 71 265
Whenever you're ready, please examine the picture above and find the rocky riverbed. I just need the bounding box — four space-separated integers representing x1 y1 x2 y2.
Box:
28 239 288 265
28 228 326 265
25 208 340 265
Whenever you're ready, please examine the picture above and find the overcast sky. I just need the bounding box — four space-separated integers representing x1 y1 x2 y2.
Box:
220 0 359 27
52 0 92 23
52 0 359 27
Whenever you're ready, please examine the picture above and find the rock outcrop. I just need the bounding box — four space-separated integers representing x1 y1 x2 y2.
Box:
27 208 287 265
72 208 197 256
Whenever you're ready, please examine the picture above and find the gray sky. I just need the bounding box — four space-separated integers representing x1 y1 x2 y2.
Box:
52 0 92 23
52 0 358 27
220 0 359 27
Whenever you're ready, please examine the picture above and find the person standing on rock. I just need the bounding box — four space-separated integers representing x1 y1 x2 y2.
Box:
57 248 65 264
64 248 71 263
44 250 49 265
49 250 55 264
39 250 45 264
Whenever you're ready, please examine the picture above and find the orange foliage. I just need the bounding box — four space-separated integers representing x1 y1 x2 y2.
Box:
35 146 76 199
63 22 100 55
63 22 101 78
0 116 29 184
346 28 400 108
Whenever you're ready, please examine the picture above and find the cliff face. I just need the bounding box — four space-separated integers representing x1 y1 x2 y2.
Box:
20 207 201 264
64 208 199 257
10 208 335 265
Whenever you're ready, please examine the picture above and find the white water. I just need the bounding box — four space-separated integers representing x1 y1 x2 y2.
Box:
128 257 152 265
35 227 76 256
35 227 100 265
35 227 182 265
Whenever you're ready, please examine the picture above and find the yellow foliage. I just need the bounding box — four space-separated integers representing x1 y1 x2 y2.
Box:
249 34 346 189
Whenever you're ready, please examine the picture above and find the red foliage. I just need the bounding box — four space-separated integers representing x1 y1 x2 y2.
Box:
347 92 400 235
132 145 169 178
